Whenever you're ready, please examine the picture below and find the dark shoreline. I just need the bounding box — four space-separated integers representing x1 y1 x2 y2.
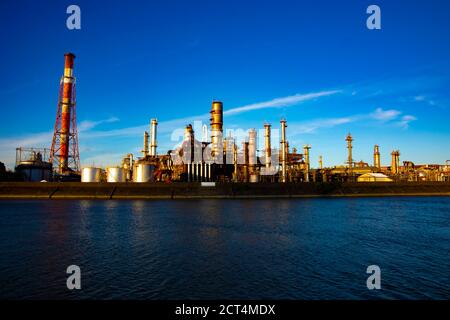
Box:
1 181 449 200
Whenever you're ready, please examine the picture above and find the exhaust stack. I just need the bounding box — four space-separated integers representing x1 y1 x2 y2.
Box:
264 124 271 168
391 150 400 175
60 53 75 173
280 119 287 183
142 131 149 157
346 133 353 176
303 144 311 182
150 119 158 157
210 101 223 159
49 53 80 175
374 145 381 171
248 129 257 167
243 141 249 182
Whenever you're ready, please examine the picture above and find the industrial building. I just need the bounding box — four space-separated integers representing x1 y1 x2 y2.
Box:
8 53 450 184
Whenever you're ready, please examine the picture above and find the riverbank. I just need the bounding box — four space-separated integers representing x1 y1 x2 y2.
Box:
0 181 450 199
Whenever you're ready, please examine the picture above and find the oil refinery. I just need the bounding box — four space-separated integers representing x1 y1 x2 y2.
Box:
5 53 450 184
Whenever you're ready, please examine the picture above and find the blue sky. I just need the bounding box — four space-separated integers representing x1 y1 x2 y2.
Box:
0 0 450 169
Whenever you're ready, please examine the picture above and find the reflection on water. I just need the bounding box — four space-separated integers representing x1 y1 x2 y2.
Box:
0 197 449 299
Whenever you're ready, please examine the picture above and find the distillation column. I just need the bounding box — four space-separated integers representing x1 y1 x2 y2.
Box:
374 145 381 172
303 145 311 182
346 133 354 178
233 142 238 182
248 129 258 182
280 120 287 182
210 101 223 160
142 131 149 157
150 119 158 157
264 124 271 169
184 124 194 182
391 150 400 175
243 142 249 182
319 155 323 170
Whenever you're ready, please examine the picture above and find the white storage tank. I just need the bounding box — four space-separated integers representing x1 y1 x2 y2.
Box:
107 167 126 182
133 163 154 183
81 167 102 182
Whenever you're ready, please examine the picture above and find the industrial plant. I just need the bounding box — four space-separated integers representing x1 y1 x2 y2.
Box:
6 53 450 184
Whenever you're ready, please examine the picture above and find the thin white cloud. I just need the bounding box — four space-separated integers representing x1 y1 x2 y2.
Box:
397 115 417 129
224 90 341 116
78 117 119 132
288 107 415 135
370 107 401 121
414 95 426 101
413 94 437 107
289 117 356 134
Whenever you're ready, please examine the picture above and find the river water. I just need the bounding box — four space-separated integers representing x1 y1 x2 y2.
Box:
0 197 449 299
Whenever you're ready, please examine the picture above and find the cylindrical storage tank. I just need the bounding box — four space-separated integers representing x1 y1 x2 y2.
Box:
81 167 102 182
107 167 126 182
133 163 154 183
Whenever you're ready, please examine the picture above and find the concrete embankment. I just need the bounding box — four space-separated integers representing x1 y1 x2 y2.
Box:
0 182 450 200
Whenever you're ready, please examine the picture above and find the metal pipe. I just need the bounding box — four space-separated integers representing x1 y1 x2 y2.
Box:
128 153 134 168
59 53 76 174
280 119 287 183
197 162 200 181
201 162 204 181
150 119 158 157
192 163 197 182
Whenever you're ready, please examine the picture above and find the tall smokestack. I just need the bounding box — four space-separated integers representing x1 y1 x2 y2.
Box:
142 131 149 157
59 53 75 174
150 118 158 157
319 155 323 170
210 101 223 159
346 133 353 177
303 144 311 182
280 119 287 183
50 53 80 175
264 124 271 168
374 145 381 171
